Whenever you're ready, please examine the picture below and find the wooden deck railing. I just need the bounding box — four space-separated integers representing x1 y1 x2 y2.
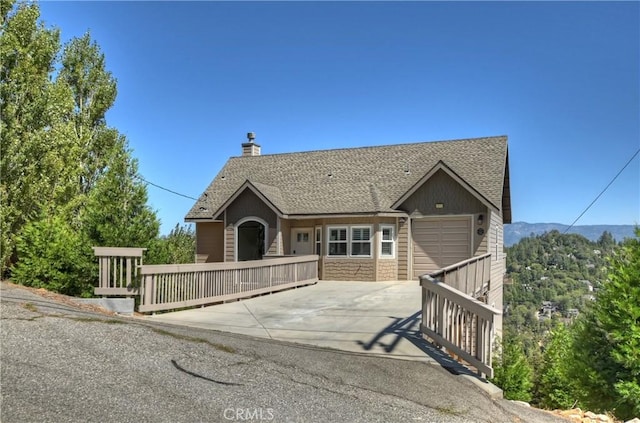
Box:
428 253 491 297
420 255 500 378
138 255 319 313
93 247 146 296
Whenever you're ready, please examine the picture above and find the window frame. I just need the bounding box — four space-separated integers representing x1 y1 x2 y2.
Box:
350 225 373 258
315 226 322 256
325 225 373 258
327 226 348 257
379 224 396 259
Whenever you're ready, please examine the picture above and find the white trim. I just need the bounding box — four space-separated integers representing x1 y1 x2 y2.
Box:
326 226 349 257
276 217 282 255
325 225 374 258
315 226 323 256
350 225 373 258
379 224 396 259
234 216 269 262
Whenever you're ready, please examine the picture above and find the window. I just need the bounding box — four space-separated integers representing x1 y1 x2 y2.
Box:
326 225 373 258
328 227 347 256
380 225 395 258
351 226 372 257
315 227 322 255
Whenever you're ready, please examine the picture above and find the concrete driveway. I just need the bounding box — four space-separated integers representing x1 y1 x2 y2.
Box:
146 280 468 370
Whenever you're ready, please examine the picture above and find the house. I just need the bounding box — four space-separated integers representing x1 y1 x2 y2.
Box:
185 134 511 291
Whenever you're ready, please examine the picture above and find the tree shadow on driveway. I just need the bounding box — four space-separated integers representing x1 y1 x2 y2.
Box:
356 311 477 377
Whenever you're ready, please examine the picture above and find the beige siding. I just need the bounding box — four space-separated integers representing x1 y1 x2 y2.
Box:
397 219 409 280
322 258 375 281
195 222 224 263
225 223 234 262
473 210 489 255
267 227 278 255
280 218 291 255
488 209 505 336
399 169 486 217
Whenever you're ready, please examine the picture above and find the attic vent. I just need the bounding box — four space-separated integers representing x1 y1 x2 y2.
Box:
199 207 208 211
404 163 411 175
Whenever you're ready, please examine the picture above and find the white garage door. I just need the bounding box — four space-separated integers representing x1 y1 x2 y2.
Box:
412 217 471 279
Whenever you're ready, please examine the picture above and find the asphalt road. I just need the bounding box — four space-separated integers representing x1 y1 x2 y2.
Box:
0 282 566 423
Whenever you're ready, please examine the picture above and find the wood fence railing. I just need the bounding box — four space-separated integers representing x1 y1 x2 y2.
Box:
428 253 491 297
138 255 319 313
93 247 146 296
420 255 500 378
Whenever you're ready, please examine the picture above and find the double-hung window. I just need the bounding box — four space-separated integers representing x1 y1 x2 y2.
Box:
326 225 372 257
380 225 395 258
351 226 372 257
328 227 347 256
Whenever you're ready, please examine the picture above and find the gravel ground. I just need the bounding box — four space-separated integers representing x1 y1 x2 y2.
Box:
0 282 567 423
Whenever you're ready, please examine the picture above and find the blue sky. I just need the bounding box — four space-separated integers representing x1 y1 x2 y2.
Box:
39 1 639 234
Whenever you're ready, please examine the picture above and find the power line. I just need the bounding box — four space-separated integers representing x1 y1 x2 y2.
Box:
564 147 640 233
136 175 199 201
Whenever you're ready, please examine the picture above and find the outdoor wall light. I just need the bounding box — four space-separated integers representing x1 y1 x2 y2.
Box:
478 214 484 225
435 203 444 209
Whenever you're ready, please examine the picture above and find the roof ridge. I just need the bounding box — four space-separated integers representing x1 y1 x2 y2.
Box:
228 135 508 159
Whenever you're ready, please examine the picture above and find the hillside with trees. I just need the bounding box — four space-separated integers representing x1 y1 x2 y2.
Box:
1 1 194 296
494 229 639 420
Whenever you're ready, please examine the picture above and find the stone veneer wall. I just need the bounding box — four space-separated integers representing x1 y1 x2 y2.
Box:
377 260 398 281
322 259 375 281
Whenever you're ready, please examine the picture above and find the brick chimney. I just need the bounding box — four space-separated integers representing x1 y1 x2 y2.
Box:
241 132 261 156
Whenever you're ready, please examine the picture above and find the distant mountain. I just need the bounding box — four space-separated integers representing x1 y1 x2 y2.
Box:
505 222 637 246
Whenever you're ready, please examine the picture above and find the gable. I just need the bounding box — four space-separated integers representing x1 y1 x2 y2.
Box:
225 189 277 227
398 169 487 216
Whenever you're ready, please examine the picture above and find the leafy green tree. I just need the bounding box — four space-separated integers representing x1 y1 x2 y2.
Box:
57 32 119 197
0 0 72 273
147 224 196 264
491 334 534 402
571 229 640 420
11 215 94 296
2 2 162 297
82 136 159 249
535 323 577 409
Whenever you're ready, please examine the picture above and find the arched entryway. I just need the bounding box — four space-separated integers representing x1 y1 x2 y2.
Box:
236 218 266 261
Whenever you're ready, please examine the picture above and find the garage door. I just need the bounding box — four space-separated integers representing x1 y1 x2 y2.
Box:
412 217 471 279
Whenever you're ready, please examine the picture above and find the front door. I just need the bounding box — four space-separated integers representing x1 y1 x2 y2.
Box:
237 220 265 261
291 228 313 255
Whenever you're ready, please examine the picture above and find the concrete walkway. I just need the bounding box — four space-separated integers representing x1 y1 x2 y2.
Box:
146 281 470 372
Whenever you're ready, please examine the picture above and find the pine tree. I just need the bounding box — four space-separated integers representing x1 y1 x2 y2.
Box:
571 229 640 420
491 334 534 402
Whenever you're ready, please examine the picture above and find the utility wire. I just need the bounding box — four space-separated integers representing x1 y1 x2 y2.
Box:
564 147 640 233
136 175 199 201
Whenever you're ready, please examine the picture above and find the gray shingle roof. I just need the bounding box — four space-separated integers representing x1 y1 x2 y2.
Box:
186 136 509 220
